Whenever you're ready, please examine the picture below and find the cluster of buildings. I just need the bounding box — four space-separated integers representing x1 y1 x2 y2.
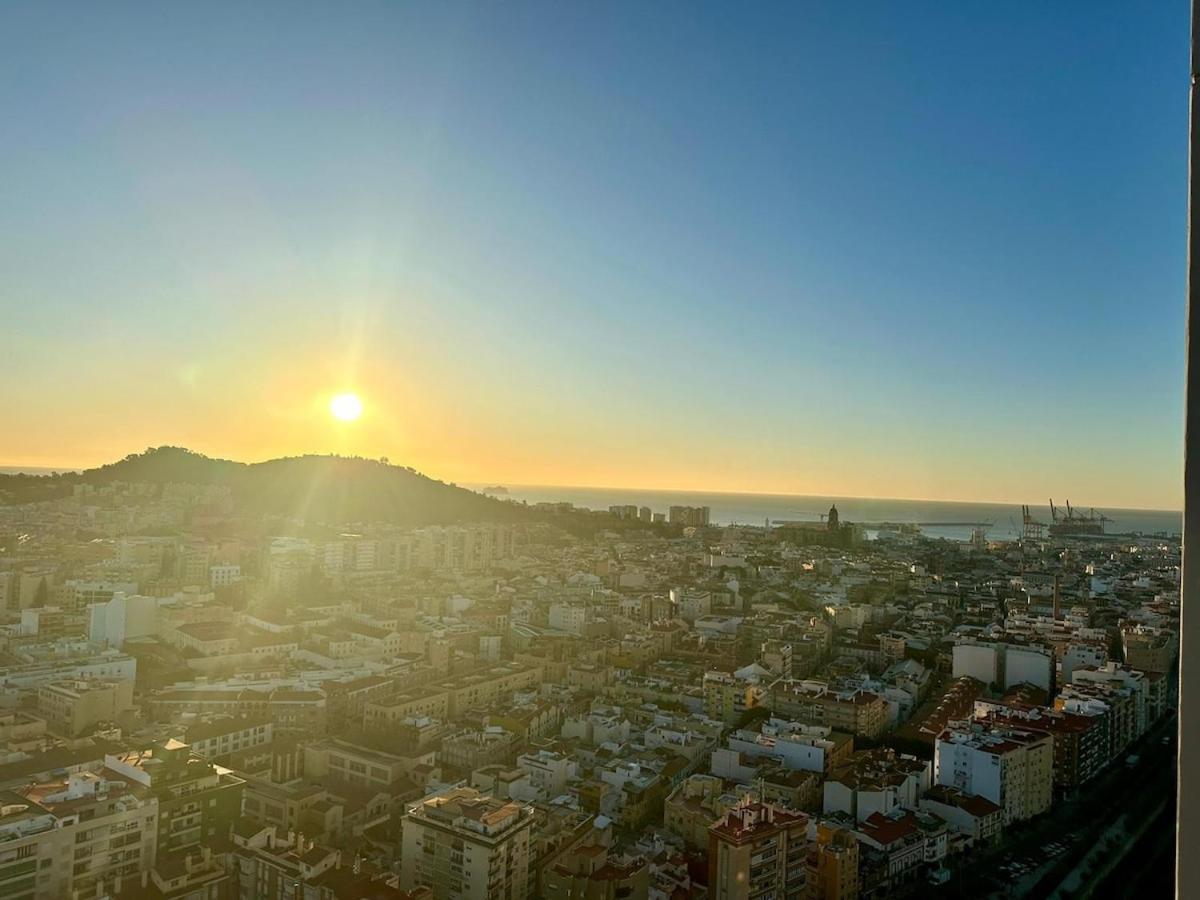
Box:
0 482 1179 899
605 505 712 528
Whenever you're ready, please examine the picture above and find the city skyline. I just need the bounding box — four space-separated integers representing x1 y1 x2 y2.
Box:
1 3 1187 509
0 450 1185 514
0 5 1185 895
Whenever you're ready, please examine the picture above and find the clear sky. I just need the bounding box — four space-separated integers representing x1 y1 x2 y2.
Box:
0 3 1187 508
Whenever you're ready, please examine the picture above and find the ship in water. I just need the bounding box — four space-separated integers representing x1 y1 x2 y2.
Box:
1048 499 1111 536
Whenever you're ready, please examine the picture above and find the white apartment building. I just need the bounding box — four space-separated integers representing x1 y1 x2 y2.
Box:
87 592 159 648
722 719 841 775
934 722 1053 825
952 638 1053 691
823 750 930 823
514 750 576 798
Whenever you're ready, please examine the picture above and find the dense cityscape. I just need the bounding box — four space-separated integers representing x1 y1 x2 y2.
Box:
0 451 1179 899
1 2 1188 898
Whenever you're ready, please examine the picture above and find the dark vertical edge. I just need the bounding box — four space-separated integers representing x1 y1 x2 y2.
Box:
1179 2 1199 897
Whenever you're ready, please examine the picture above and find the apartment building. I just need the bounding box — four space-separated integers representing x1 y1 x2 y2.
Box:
668 506 710 527
664 775 748 849
426 665 543 718
707 801 810 900
181 716 273 761
440 728 521 773
400 787 535 900
974 700 1109 792
720 719 852 776
105 739 245 857
951 638 1054 693
919 785 1002 847
542 843 649 900
59 581 139 614
150 685 327 735
768 679 889 740
823 749 930 823
808 821 860 900
1072 663 1151 739
1119 624 1178 674
0 647 137 694
934 722 1054 825
36 678 134 737
10 771 158 900
514 749 577 799
702 670 766 724
365 689 451 731
0 791 58 900
87 592 159 648
229 820 424 900
303 737 418 792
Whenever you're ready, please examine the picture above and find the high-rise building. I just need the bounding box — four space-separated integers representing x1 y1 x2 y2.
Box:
668 506 710 527
5 771 158 900
707 801 810 900
400 787 535 900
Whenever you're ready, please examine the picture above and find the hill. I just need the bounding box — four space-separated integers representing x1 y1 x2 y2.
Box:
0 447 669 536
0 447 523 527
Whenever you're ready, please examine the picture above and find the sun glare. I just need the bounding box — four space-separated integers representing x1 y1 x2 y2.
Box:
330 393 363 421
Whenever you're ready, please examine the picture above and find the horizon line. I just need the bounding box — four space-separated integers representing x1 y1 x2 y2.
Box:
469 481 1183 516
0 458 1181 516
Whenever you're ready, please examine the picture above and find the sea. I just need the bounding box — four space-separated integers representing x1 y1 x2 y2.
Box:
485 485 1182 542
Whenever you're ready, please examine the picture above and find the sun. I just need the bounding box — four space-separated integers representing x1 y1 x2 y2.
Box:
330 392 363 421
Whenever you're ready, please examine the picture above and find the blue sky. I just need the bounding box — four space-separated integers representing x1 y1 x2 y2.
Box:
0 3 1188 507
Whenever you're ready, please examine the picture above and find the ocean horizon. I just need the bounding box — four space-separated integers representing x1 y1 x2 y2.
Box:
482 483 1182 541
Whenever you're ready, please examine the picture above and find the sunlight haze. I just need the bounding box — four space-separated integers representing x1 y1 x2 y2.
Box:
0 3 1184 509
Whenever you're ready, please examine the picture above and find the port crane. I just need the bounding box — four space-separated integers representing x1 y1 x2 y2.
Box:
1048 499 1111 536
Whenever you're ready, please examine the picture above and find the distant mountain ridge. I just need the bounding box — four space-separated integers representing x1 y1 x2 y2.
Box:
0 446 527 527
